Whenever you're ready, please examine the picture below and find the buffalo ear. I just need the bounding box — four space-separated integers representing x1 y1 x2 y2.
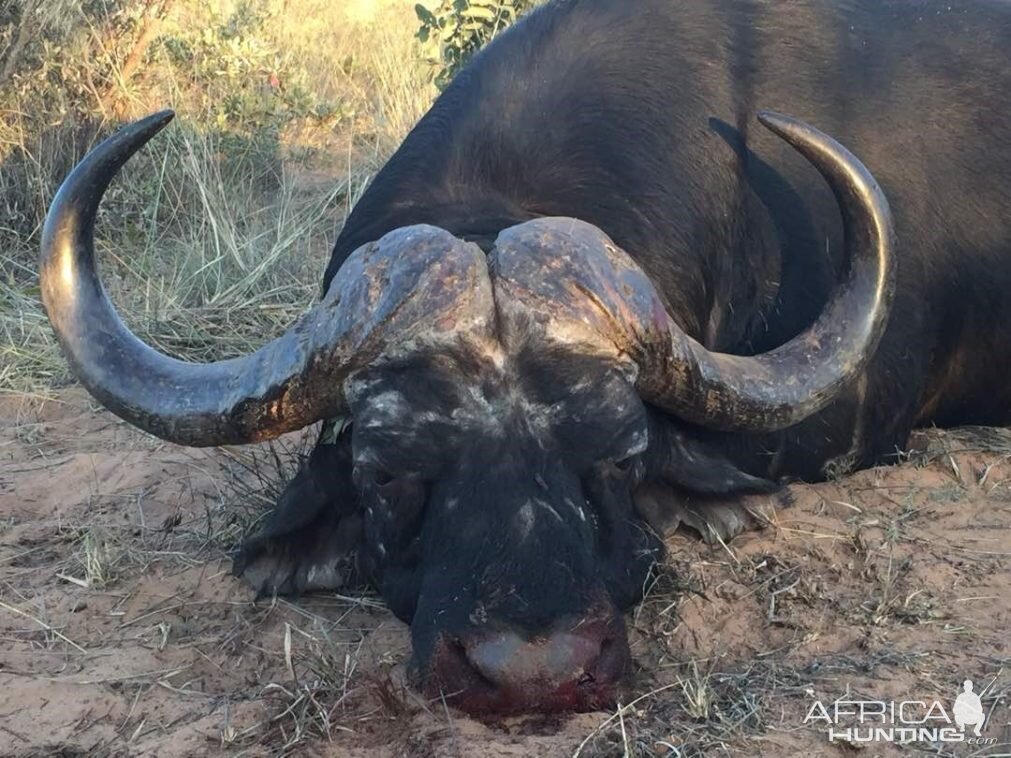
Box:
645 420 779 496
261 419 357 533
232 421 363 596
635 421 783 542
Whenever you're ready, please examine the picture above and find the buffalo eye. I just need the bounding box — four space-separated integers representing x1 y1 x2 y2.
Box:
353 465 399 493
605 455 640 480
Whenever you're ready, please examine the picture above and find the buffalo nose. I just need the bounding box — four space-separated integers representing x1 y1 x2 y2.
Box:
427 617 630 713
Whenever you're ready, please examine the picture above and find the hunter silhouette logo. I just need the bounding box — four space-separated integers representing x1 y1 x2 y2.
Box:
953 680 985 737
804 677 1001 746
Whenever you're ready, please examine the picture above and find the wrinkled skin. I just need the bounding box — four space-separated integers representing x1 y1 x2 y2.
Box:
240 347 668 711
351 349 658 710
236 343 778 712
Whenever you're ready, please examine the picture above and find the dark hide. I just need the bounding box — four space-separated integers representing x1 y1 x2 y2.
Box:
238 0 1011 712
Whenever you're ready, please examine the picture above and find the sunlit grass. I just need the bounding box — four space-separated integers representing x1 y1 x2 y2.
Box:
0 0 437 393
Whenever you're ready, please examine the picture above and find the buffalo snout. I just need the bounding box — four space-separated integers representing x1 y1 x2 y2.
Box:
421 611 630 714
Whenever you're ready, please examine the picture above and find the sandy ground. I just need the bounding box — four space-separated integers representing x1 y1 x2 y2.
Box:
1 389 1009 757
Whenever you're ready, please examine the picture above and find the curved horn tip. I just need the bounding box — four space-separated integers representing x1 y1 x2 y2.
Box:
128 109 176 141
146 109 176 128
754 109 889 208
46 110 177 214
101 110 176 156
756 110 812 140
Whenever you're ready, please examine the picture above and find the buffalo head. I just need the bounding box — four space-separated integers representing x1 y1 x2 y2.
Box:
39 110 894 713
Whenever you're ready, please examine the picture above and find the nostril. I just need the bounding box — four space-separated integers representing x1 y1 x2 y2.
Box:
426 620 630 712
450 637 499 689
598 636 616 665
463 632 528 688
577 635 614 687
429 636 492 697
463 629 619 690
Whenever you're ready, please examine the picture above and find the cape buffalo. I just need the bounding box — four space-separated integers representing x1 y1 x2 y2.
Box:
39 0 1010 714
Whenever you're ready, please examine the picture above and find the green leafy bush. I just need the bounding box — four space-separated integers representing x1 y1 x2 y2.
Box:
415 0 538 89
156 1 350 134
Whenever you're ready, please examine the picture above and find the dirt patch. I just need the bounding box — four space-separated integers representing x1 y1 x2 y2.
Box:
1 390 1009 756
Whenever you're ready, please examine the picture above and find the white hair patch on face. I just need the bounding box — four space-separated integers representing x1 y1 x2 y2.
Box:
515 501 536 541
305 563 342 588
532 499 563 523
449 385 507 438
443 378 565 441
627 429 649 456
349 384 414 430
514 395 558 434
368 390 409 416
564 497 588 522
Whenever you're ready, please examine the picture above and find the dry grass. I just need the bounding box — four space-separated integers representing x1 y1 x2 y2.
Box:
0 0 436 394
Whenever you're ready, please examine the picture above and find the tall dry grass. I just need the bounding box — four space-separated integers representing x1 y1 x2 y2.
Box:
0 0 437 393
